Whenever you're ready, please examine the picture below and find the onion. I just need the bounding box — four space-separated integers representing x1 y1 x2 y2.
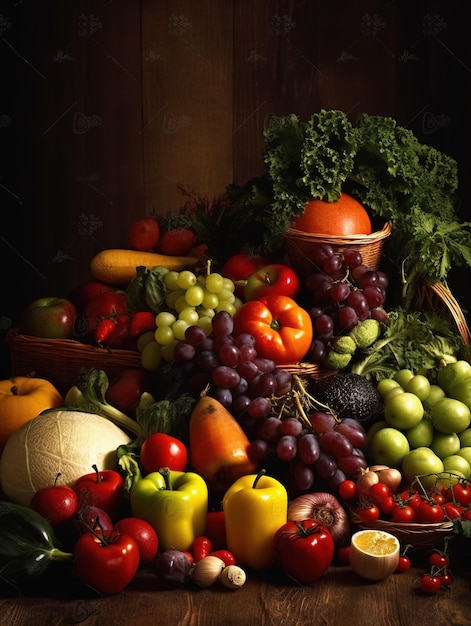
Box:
355 468 380 498
369 465 402 493
287 492 350 546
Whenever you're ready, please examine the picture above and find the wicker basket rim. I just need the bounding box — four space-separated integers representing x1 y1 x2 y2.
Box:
285 220 392 244
349 509 453 533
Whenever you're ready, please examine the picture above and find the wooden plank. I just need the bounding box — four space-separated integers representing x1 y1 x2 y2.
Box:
141 0 234 216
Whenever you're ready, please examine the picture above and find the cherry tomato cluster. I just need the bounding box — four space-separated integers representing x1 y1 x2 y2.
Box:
419 542 453 594
339 477 471 525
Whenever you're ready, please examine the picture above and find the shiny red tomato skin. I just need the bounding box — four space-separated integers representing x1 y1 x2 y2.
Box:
395 555 411 573
233 295 313 365
244 264 300 301
113 517 159 565
420 573 441 595
82 291 130 333
140 432 188 474
274 520 334 584
73 531 140 594
449 483 471 506
415 501 445 523
391 505 416 523
68 280 116 312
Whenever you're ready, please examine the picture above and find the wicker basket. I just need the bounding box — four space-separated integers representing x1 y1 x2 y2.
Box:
349 508 453 551
284 221 392 277
5 328 143 396
415 281 471 345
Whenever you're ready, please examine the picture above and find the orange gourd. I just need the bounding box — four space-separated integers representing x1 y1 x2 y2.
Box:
189 390 258 493
0 376 63 453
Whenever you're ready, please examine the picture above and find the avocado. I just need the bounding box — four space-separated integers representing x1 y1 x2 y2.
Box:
309 372 383 424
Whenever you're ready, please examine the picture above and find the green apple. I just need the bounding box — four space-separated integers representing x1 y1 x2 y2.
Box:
366 420 387 446
449 378 471 410
437 360 471 395
405 374 431 402
431 432 460 459
457 447 471 469
393 369 414 388
431 398 471 434
376 378 401 399
443 454 471 479
404 418 434 449
401 447 444 488
368 427 410 468
19 297 77 339
384 392 424 430
459 428 471 447
423 384 446 411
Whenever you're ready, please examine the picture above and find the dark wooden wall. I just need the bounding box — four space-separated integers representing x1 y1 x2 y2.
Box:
1 0 470 377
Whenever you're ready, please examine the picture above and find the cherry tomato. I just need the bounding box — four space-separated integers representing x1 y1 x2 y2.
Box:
463 508 471 521
368 482 390 506
406 493 422 510
395 555 411 573
233 295 313 365
450 483 471 506
113 517 159 565
337 479 357 501
73 531 140 594
431 492 445 506
428 552 450 569
415 501 445 524
439 572 453 587
208 549 236 566
379 495 396 515
420 573 441 595
359 504 380 524
391 505 416 523
443 501 463 520
140 432 188 474
191 536 213 562
274 520 334 584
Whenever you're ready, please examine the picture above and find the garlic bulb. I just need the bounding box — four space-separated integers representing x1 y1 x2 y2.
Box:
220 565 247 590
191 556 226 588
349 530 400 581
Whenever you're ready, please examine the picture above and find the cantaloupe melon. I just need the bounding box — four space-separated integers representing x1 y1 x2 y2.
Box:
0 410 131 506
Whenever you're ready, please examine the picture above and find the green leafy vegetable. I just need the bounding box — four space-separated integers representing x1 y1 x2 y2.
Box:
126 265 169 313
350 308 466 382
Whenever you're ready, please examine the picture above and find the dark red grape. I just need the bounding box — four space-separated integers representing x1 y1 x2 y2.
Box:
314 450 337 479
173 341 196 361
219 343 241 367
185 325 207 346
330 282 351 302
211 365 241 388
293 460 315 491
247 396 271 419
280 417 303 437
343 249 362 267
309 411 336 433
318 430 353 458
211 310 234 336
337 306 358 331
259 416 282 442
276 435 297 462
298 432 320 464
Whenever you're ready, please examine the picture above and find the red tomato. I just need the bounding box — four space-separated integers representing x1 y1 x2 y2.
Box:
140 432 188 474
449 483 471 506
243 264 300 301
113 517 159 565
274 520 334 584
128 216 160 251
428 551 450 569
379 495 396 515
73 531 140 594
443 501 463 520
415 501 445 524
358 504 380 524
368 482 390 506
157 228 196 256
439 572 453 587
391 505 416 523
420 573 441 595
233 295 313 365
83 291 130 333
106 368 151 417
220 253 272 298
337 479 357 501
68 280 116 312
395 555 411 573
191 536 213 562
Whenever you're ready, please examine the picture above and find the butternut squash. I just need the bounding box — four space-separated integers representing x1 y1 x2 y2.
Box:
189 390 258 493
90 249 199 285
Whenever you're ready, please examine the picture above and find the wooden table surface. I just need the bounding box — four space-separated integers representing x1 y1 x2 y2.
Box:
1 558 469 626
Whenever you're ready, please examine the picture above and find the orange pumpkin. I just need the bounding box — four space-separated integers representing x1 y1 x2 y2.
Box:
0 376 63 453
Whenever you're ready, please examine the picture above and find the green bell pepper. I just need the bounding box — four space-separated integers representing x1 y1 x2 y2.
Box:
130 467 208 552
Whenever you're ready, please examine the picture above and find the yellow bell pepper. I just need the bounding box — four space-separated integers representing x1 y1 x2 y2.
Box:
223 470 288 570
130 467 208 552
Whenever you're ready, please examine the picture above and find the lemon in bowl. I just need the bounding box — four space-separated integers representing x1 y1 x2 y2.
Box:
349 529 400 580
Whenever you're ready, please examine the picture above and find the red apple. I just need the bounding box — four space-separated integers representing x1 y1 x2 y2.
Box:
30 477 79 527
113 517 159 565
220 253 272 298
73 464 125 521
19 297 77 339
243 263 300 301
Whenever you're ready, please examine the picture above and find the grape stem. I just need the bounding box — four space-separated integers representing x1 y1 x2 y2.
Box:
271 375 338 430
